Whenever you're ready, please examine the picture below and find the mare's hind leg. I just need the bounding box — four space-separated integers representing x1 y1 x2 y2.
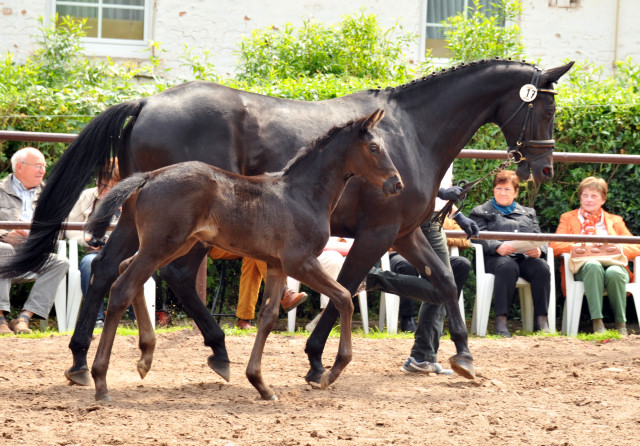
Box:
117 256 156 380
245 267 286 400
65 213 139 386
158 244 230 382
91 255 158 401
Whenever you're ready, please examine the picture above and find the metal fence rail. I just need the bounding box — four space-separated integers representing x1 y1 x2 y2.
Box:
2 130 640 164
1 221 639 245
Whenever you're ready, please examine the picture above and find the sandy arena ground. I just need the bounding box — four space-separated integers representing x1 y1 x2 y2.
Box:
1 328 639 445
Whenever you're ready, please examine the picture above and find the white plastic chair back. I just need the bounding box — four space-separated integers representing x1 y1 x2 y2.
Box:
471 243 556 336
561 254 639 336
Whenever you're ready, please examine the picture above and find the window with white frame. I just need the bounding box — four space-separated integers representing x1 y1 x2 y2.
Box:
50 0 152 58
423 0 501 58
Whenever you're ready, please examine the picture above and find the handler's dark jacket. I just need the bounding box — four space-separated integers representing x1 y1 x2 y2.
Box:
469 201 547 258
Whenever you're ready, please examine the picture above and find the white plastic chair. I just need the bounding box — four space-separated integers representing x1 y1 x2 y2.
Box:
378 252 400 334
286 277 369 333
470 243 556 336
561 253 640 336
377 248 466 334
59 240 157 332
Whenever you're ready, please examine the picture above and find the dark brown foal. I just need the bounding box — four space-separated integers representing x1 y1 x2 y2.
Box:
86 109 403 401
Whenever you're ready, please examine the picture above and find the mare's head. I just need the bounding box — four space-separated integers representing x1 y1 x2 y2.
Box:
347 109 403 196
495 61 574 183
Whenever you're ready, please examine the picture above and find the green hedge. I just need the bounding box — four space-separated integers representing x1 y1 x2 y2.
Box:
2 8 639 324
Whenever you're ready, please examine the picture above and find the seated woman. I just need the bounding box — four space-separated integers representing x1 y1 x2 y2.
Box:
469 170 551 337
549 176 640 336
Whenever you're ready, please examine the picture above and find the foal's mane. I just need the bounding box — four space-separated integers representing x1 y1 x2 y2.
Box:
280 117 360 175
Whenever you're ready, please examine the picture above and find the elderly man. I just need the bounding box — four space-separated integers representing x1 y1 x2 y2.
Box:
0 147 69 334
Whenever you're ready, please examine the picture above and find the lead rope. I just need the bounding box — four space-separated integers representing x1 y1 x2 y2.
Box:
430 150 522 227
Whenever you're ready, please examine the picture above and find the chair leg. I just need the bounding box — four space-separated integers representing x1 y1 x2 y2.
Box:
518 285 534 332
358 291 369 334
286 277 301 333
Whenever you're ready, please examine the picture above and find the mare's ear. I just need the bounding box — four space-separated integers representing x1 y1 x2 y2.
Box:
361 109 385 131
541 61 574 84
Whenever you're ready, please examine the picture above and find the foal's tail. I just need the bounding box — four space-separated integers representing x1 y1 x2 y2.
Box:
86 173 150 240
0 99 145 278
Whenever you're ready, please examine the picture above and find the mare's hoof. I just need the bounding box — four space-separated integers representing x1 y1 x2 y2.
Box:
95 393 111 402
207 355 231 382
64 367 92 386
137 359 150 379
449 354 476 380
304 368 324 388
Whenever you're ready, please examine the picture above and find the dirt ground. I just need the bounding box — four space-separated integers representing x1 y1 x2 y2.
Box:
1 326 639 446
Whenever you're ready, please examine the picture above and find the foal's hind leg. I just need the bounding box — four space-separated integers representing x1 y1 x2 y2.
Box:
118 256 156 380
245 267 286 400
158 244 230 382
91 255 158 401
66 217 139 386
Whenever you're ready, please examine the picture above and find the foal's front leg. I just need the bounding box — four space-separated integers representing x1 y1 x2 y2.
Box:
245 267 286 400
290 259 354 389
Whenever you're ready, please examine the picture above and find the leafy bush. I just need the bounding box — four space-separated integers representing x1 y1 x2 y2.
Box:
235 9 421 84
444 0 526 63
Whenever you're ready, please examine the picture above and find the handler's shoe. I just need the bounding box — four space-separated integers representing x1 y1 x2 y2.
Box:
400 357 453 375
0 319 13 335
281 288 308 312
9 317 32 334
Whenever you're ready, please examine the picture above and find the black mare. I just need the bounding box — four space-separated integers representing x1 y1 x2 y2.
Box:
0 59 573 389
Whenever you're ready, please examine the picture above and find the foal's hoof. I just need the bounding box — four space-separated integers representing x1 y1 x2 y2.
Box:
95 393 111 402
207 355 231 382
304 368 324 388
64 367 92 387
320 371 334 389
137 359 150 379
449 354 476 379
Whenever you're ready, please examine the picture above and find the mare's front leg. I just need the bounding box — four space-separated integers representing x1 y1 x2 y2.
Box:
65 213 139 386
91 254 157 401
246 266 286 400
158 244 230 382
290 258 354 389
304 233 396 386
394 226 474 379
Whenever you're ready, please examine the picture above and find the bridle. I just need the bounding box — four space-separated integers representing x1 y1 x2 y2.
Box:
501 67 558 164
431 67 557 226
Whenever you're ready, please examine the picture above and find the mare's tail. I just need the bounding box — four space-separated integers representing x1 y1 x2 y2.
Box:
0 99 145 277
86 173 149 239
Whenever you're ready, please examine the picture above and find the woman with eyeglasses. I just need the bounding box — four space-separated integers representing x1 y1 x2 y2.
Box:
469 170 551 337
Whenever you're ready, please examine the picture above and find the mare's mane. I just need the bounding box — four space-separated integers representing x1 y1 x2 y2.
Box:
371 58 536 97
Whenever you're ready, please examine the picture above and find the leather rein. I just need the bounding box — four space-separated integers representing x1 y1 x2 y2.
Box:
432 67 557 226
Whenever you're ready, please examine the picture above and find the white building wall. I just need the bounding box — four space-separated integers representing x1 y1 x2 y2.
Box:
521 0 640 74
152 0 422 77
1 1 639 78
0 1 47 64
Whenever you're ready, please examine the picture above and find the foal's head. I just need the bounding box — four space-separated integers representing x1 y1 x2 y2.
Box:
347 109 403 196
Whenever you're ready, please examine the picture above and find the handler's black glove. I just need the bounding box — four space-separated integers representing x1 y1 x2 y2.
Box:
453 213 479 239
437 186 464 202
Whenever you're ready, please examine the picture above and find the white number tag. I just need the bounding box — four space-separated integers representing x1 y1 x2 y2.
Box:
519 84 538 102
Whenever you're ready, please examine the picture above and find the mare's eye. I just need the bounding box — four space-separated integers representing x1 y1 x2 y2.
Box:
369 143 379 153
